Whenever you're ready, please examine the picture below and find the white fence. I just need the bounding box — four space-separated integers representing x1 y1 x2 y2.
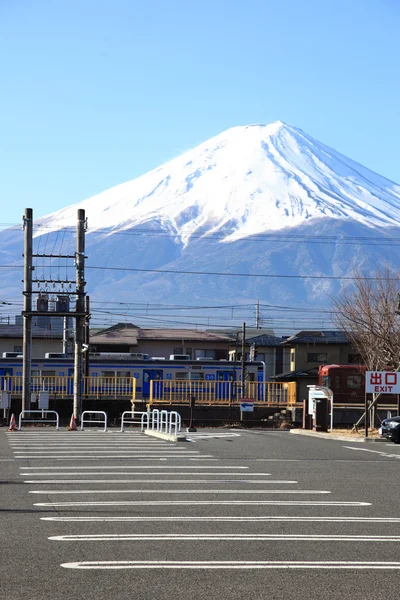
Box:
18 410 59 430
141 408 181 436
81 410 107 431
120 411 149 432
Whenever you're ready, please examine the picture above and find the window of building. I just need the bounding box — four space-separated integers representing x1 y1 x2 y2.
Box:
194 349 216 359
13 345 22 353
173 347 183 355
307 353 327 363
348 354 362 364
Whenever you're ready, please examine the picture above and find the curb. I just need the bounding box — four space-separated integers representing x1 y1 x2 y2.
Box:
144 430 187 442
289 429 386 443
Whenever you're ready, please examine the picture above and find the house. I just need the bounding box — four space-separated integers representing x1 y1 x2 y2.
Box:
282 330 359 372
88 323 232 359
228 332 291 380
272 330 360 402
0 320 66 357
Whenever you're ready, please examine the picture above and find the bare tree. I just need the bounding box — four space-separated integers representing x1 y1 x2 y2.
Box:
333 266 400 371
333 266 400 429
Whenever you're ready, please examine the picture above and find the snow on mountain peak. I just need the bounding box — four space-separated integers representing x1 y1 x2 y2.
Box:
39 122 400 244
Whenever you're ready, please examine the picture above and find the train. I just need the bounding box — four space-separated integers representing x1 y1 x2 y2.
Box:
318 364 400 426
0 353 266 401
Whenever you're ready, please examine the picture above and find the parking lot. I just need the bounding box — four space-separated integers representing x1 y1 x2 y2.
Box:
1 427 400 599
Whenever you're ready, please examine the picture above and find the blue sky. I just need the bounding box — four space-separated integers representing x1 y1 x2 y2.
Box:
1 0 399 225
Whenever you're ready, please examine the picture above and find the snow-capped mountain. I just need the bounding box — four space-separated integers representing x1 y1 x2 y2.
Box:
1 121 400 329
39 121 400 242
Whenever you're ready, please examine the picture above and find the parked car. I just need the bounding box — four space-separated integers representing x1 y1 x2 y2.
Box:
379 417 400 443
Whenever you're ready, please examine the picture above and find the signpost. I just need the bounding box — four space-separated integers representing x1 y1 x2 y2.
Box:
364 371 399 437
365 371 400 394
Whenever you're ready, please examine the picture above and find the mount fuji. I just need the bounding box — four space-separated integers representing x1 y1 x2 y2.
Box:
2 121 400 328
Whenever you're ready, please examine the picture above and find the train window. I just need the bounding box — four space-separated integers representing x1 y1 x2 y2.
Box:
347 375 362 389
101 371 115 377
321 375 330 387
335 376 340 389
175 372 190 380
247 373 255 382
42 370 56 377
189 373 204 381
116 371 130 377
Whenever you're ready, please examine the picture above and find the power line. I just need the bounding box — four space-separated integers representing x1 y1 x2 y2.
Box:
3 222 400 247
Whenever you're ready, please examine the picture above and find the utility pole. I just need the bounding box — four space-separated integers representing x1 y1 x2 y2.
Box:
22 208 33 412
241 322 246 398
256 300 260 329
73 209 86 420
83 295 90 379
21 207 87 422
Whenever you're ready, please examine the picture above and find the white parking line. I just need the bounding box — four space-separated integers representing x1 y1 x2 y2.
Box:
62 560 400 570
24 478 293 484
16 455 214 460
14 449 197 454
10 444 171 449
21 465 245 470
51 534 400 542
21 471 261 477
343 446 400 458
34 500 369 507
41 516 392 523
29 489 330 495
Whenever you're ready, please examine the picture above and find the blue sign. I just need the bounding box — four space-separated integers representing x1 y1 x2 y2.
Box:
134 373 139 379
59 371 65 376
240 401 254 412
166 374 172 379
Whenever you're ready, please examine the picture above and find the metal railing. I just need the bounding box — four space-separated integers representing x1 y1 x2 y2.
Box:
18 410 59 430
81 410 107 431
1 376 136 401
120 410 149 432
149 380 296 406
143 408 182 436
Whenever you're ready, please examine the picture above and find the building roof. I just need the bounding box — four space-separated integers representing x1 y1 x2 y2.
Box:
136 328 232 342
89 324 232 345
281 330 349 345
272 366 320 380
247 334 287 347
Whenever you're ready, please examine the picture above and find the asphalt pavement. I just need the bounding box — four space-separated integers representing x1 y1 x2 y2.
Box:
1 426 400 599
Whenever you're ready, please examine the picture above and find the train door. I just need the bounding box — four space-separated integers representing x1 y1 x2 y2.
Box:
143 370 163 400
216 371 235 400
0 367 13 392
